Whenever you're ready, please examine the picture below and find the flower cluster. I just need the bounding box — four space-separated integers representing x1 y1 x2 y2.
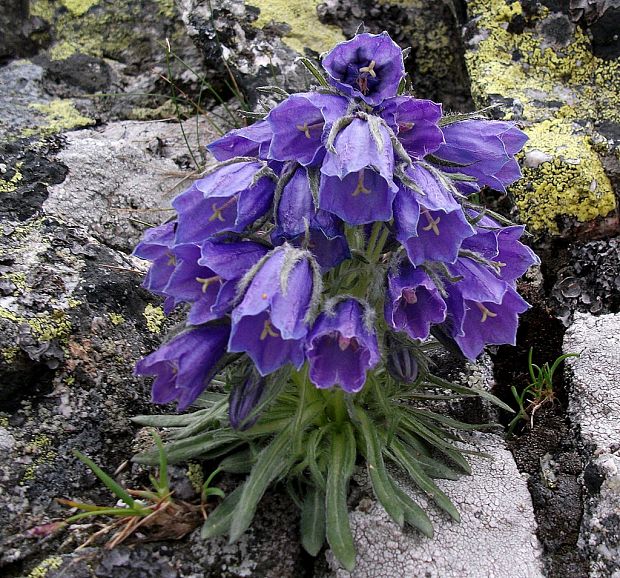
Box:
134 32 537 411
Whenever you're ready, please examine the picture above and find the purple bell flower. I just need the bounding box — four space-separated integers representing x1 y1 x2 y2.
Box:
267 93 348 166
229 247 314 375
306 299 380 393
433 120 528 193
319 118 398 224
378 97 444 159
228 374 266 431
385 265 447 340
133 221 177 312
494 226 540 282
135 323 230 411
173 161 275 244
207 120 273 161
321 32 405 106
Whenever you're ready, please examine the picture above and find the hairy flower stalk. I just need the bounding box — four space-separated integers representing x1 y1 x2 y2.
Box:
133 32 538 571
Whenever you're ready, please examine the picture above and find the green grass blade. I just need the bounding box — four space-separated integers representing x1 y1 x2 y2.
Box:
152 432 169 493
201 485 244 539
295 57 329 87
301 485 326 557
325 426 357 571
229 428 293 542
425 374 515 413
73 450 136 508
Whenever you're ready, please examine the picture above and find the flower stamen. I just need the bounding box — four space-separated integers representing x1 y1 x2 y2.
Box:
208 195 238 223
166 252 176 266
402 288 418 304
476 302 498 323
359 60 377 78
260 318 279 340
295 121 323 139
352 171 371 196
421 208 441 235
195 275 221 293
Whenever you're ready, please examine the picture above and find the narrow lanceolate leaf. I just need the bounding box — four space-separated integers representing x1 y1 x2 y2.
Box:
389 439 460 522
229 428 294 542
396 430 462 481
388 475 434 538
326 425 357 572
201 485 244 539
301 485 326 556
73 450 136 509
218 450 254 474
355 408 405 527
295 57 329 87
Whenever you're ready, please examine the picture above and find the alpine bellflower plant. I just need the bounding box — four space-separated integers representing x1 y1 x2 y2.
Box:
133 32 538 570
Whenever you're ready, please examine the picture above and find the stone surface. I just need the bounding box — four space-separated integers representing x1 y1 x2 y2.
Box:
323 432 545 578
463 0 619 235
43 118 220 252
564 312 620 577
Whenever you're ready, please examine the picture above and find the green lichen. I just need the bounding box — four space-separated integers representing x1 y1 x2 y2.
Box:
248 0 345 55
61 0 97 16
0 416 8 428
144 304 164 333
1 347 19 363
0 272 27 292
0 308 72 343
27 556 63 578
23 100 94 137
109 312 125 326
49 41 78 61
22 435 57 484
465 0 618 232
0 162 24 193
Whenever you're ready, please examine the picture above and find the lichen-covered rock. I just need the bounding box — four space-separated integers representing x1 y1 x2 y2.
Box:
463 0 618 235
178 0 343 97
564 312 620 576
322 432 545 578
43 118 220 252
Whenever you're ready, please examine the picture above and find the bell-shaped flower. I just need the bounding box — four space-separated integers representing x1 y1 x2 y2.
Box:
229 246 316 375
133 221 177 312
135 323 230 411
172 161 275 244
494 226 540 282
385 265 447 340
268 93 348 166
319 118 398 224
448 286 530 360
321 32 405 106
378 97 444 159
306 299 380 393
228 373 266 431
207 120 273 161
271 166 350 269
433 120 528 192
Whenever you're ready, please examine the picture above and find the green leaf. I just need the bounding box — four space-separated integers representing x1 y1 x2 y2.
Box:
295 57 329 87
201 485 244 539
325 425 357 572
395 432 462 480
388 476 434 537
203 487 226 499
73 450 137 509
170 399 228 439
425 374 515 414
229 428 294 542
65 507 148 522
355 408 405 527
219 450 254 474
389 439 460 521
301 485 326 556
408 408 498 431
151 432 169 493
130 413 201 427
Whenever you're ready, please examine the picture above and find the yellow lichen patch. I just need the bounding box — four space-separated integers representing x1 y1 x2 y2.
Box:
1 346 19 363
60 0 97 16
466 0 620 124
109 312 125 326
248 0 345 55
24 100 95 137
49 41 78 61
22 435 57 484
29 310 73 342
512 118 616 232
0 162 23 193
27 556 63 578
144 304 165 333
187 462 204 493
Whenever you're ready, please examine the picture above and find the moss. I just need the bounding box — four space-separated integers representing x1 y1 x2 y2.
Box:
0 162 24 193
248 0 345 55
465 0 618 232
27 557 63 578
143 304 164 334
187 462 204 493
109 312 125 326
23 100 95 137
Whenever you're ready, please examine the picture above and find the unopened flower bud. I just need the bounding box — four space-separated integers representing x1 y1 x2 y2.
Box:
229 375 266 431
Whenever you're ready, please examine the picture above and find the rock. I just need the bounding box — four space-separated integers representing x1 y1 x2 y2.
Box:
564 312 620 577
322 432 545 578
43 118 220 252
462 0 618 236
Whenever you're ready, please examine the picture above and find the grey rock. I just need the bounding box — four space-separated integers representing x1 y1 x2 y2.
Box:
43 118 220 252
323 432 545 578
564 312 620 576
